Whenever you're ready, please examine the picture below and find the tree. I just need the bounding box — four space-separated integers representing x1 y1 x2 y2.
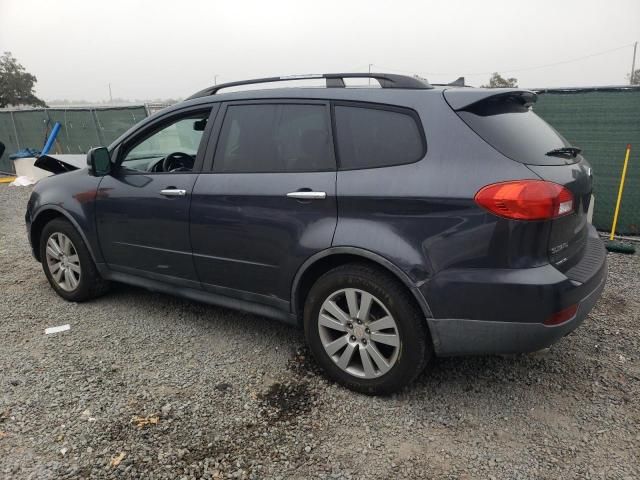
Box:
628 69 640 85
482 72 518 88
0 52 47 108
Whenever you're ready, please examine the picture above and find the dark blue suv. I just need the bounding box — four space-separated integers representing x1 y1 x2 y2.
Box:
26 73 607 394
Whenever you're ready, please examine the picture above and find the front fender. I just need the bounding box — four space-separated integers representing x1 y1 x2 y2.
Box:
28 170 103 263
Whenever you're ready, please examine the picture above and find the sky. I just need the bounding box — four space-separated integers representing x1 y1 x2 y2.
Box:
1 0 639 102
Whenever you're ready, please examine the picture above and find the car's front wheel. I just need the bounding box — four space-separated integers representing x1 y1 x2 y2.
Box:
304 263 432 395
40 218 109 302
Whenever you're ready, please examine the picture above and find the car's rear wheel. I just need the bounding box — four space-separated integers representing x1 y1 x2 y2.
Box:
40 218 109 302
304 263 432 395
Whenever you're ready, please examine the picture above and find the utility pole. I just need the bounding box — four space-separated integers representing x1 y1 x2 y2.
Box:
108 83 113 103
214 75 219 85
368 64 373 85
631 41 638 85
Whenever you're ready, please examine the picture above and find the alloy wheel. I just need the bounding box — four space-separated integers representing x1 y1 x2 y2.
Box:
318 288 400 379
45 232 81 292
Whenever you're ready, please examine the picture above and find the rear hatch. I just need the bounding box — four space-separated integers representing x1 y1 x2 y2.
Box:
444 89 594 274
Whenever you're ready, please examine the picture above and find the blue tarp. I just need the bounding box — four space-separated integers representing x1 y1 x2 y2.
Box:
9 148 40 160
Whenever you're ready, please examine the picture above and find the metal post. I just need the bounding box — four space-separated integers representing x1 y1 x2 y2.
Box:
9 111 20 150
631 41 638 85
368 64 373 85
63 109 70 153
91 108 106 146
610 144 632 239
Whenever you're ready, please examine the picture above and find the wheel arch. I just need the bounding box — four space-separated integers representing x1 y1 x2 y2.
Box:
31 206 99 264
291 247 433 325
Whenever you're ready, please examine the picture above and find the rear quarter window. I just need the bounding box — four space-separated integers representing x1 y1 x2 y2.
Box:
334 104 425 170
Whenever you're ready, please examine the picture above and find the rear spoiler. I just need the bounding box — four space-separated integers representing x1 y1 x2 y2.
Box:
34 154 86 174
443 88 537 111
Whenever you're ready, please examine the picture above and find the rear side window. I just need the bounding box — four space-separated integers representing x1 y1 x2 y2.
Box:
457 97 575 165
334 105 425 170
213 103 334 173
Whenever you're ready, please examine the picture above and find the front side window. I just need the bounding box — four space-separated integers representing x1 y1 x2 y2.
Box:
213 104 334 173
334 105 425 170
121 111 210 172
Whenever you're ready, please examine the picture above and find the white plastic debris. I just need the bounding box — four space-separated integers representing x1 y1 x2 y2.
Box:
9 176 36 186
45 324 71 335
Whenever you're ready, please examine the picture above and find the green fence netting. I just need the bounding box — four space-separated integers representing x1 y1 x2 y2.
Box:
0 106 148 173
94 108 148 146
44 109 103 154
535 89 640 234
0 112 22 173
11 110 49 155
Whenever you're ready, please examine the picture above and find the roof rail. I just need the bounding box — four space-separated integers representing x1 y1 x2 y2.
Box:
187 73 432 99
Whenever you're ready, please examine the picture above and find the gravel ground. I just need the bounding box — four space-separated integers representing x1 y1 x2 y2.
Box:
1 183 639 480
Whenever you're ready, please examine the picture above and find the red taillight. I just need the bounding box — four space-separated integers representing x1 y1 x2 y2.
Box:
475 180 574 221
544 304 578 326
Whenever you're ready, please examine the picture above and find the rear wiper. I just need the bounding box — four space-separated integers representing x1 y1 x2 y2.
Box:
545 147 582 158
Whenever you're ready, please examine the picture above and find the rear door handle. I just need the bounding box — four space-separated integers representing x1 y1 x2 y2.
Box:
160 189 187 197
286 191 326 200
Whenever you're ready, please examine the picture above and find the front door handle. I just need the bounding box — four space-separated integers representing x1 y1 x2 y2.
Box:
286 191 326 200
160 189 187 197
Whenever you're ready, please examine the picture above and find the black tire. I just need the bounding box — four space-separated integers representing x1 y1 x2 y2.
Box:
303 263 432 395
40 218 110 302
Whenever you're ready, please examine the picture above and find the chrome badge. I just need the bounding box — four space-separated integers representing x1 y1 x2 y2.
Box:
551 242 569 254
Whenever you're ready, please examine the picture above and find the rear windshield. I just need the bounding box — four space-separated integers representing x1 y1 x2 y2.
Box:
457 97 577 165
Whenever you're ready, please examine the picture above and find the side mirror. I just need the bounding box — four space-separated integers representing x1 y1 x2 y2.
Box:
87 147 111 176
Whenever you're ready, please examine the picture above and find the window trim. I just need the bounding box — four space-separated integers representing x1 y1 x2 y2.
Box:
113 104 219 175
203 99 337 174
330 100 427 171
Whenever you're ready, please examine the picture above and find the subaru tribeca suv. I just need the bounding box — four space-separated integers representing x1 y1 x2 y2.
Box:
26 73 607 394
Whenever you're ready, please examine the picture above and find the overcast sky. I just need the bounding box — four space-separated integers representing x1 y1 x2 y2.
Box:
1 0 638 101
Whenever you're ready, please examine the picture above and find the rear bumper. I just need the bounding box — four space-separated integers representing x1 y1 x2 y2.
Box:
424 226 607 355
